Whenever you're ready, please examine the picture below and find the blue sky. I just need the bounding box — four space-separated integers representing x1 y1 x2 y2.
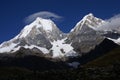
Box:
0 0 120 43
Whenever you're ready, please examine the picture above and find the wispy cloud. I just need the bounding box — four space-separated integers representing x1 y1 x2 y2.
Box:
25 11 63 24
96 14 120 32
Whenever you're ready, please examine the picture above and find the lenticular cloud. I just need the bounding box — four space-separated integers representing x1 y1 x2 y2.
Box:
25 11 63 24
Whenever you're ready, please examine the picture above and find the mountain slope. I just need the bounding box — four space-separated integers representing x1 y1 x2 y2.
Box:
84 45 120 67
78 38 119 65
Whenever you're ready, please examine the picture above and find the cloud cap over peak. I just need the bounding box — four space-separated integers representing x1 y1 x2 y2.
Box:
25 11 63 24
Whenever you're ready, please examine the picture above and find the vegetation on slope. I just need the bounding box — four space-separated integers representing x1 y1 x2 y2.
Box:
0 64 120 80
84 47 120 67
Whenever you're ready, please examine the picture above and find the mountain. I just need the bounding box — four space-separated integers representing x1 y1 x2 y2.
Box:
0 17 77 58
0 13 120 60
67 13 105 53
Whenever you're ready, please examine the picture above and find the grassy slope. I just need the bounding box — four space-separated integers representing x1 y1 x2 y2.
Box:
84 47 120 67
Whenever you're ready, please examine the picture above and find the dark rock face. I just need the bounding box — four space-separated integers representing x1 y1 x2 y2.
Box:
103 31 120 39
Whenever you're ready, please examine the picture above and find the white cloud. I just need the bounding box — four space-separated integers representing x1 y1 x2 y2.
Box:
96 14 120 32
25 11 63 24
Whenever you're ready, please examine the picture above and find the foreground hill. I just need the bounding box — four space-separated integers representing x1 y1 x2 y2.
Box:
0 63 120 80
84 46 120 67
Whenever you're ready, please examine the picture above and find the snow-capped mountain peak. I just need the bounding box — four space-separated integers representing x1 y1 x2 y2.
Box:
68 13 106 53
34 17 53 31
0 17 68 58
71 13 105 32
18 17 56 38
